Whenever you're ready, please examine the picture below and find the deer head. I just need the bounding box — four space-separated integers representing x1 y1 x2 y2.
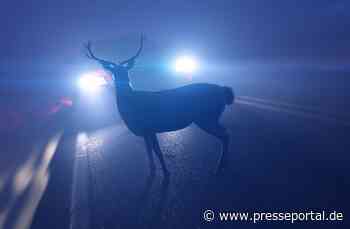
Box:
85 34 144 83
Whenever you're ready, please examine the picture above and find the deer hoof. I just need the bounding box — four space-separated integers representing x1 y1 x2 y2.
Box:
163 169 170 177
215 162 228 175
149 164 156 173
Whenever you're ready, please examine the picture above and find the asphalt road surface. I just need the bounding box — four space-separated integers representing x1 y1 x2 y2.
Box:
52 95 350 229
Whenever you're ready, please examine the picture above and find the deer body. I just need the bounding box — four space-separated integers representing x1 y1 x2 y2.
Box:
85 35 234 175
115 82 233 136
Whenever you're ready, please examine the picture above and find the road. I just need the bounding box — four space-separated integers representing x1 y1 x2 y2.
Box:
64 96 349 229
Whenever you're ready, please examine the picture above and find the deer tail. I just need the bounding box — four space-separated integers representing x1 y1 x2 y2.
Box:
223 86 234 105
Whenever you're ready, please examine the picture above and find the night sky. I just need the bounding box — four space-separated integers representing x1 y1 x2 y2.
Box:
1 0 350 80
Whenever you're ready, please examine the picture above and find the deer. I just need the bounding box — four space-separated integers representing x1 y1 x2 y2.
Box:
85 35 234 175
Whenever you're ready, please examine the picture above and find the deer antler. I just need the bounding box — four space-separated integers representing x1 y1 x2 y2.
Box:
84 41 114 65
119 34 145 65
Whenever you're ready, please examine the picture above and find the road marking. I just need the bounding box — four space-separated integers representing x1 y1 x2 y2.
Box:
70 125 128 229
70 132 90 229
236 97 350 127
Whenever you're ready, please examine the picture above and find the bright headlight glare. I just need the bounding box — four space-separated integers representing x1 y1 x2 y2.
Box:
174 55 198 74
78 72 107 93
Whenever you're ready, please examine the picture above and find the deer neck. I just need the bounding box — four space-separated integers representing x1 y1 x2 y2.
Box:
113 72 133 93
114 81 133 120
115 81 133 95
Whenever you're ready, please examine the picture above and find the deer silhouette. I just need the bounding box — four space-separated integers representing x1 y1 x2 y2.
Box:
85 35 234 175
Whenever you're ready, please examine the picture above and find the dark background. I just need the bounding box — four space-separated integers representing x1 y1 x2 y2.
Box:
1 1 349 228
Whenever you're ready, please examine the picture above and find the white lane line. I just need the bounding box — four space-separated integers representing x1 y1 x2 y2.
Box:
238 96 350 119
70 124 129 229
236 98 350 127
70 132 90 229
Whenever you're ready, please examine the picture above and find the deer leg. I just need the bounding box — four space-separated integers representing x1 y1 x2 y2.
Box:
150 134 170 176
195 121 230 173
144 136 156 174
